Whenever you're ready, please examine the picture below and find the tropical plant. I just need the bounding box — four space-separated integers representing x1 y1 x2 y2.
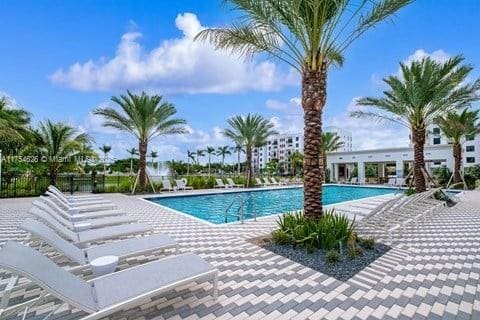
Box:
264 158 279 175
216 145 231 169
223 114 277 186
126 147 138 175
195 149 205 165
99 144 111 174
352 56 480 192
149 150 159 174
196 0 412 218
289 151 303 176
206 146 216 176
29 120 93 185
435 109 480 184
0 97 31 150
320 132 344 181
186 150 195 176
231 144 244 175
93 91 186 191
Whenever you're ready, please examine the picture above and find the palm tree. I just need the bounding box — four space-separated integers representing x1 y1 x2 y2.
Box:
186 150 195 176
223 114 277 186
216 145 231 170
0 97 30 150
351 56 480 192
320 132 344 181
99 144 111 174
195 149 205 166
231 144 244 176
126 147 138 175
31 120 93 185
149 151 159 175
93 91 186 191
196 0 412 218
289 151 304 176
206 146 216 177
435 109 480 184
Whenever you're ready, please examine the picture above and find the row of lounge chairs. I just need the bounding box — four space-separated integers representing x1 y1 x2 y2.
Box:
339 188 446 242
160 179 193 192
338 177 406 186
0 185 218 319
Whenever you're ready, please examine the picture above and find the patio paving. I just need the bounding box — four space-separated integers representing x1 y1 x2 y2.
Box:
0 189 479 319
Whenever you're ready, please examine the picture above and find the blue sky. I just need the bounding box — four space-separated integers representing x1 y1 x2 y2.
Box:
1 0 479 163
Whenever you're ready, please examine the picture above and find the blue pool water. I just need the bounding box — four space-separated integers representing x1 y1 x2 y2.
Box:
147 185 396 224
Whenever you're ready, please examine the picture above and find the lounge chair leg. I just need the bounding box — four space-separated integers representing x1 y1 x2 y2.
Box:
213 272 218 300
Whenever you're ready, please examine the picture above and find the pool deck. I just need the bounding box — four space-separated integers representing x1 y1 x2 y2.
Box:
1 187 480 319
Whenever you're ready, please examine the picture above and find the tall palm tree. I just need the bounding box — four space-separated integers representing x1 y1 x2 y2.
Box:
320 132 344 181
435 109 480 184
195 149 205 165
231 144 244 176
99 144 111 174
0 97 30 150
196 0 412 218
206 146 216 177
216 145 231 170
93 91 186 191
223 114 277 186
31 120 93 185
352 56 480 192
186 150 195 176
126 147 138 175
149 150 159 175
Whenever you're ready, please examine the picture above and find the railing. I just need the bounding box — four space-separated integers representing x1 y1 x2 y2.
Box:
223 193 257 224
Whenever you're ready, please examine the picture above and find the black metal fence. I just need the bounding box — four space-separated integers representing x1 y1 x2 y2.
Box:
0 174 108 198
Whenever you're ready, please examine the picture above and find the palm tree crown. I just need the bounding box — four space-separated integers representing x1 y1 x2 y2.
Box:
196 0 412 218
0 97 31 148
351 56 480 191
223 113 277 186
216 145 231 166
93 91 186 191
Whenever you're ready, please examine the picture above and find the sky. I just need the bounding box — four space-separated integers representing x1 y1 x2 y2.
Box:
1 0 479 164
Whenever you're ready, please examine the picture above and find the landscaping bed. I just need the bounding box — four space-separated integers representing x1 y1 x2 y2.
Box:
251 235 390 281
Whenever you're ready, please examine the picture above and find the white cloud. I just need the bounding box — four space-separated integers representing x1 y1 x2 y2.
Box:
50 13 298 94
0 91 22 109
403 49 450 65
326 97 410 150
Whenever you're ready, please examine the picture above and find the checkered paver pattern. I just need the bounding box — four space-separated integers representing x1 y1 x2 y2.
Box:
0 189 479 319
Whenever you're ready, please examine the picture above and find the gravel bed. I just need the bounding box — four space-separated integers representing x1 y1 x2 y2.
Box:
254 238 391 281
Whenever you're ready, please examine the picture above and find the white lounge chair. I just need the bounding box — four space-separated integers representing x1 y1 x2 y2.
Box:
46 191 116 213
226 178 243 188
268 177 280 186
386 177 396 186
214 179 229 188
255 178 267 187
32 200 136 230
47 186 112 206
48 185 105 202
160 180 176 192
0 241 218 320
39 196 125 219
28 207 152 247
395 178 406 186
21 218 178 266
175 179 193 191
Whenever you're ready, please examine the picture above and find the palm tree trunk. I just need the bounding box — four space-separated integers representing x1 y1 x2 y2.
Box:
49 165 58 186
412 128 426 192
246 146 252 187
453 143 462 184
208 155 211 177
130 158 133 175
138 140 148 191
302 62 327 219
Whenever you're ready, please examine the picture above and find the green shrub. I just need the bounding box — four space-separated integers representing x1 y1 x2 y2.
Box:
275 210 356 251
347 245 363 260
271 230 290 245
325 250 340 264
358 237 375 250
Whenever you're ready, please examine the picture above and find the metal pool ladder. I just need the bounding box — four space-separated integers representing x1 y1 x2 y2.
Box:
223 194 257 224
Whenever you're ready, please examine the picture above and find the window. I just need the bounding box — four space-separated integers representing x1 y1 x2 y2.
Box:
433 137 441 145
296 137 299 141
466 134 475 141
295 143 299 148
433 161 441 165
466 145 475 152
432 127 440 134
467 157 475 163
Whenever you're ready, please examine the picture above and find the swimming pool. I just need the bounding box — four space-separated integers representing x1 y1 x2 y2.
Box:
146 185 396 224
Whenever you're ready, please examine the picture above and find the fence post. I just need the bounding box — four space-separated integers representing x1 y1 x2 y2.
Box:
92 171 97 193
69 175 74 195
